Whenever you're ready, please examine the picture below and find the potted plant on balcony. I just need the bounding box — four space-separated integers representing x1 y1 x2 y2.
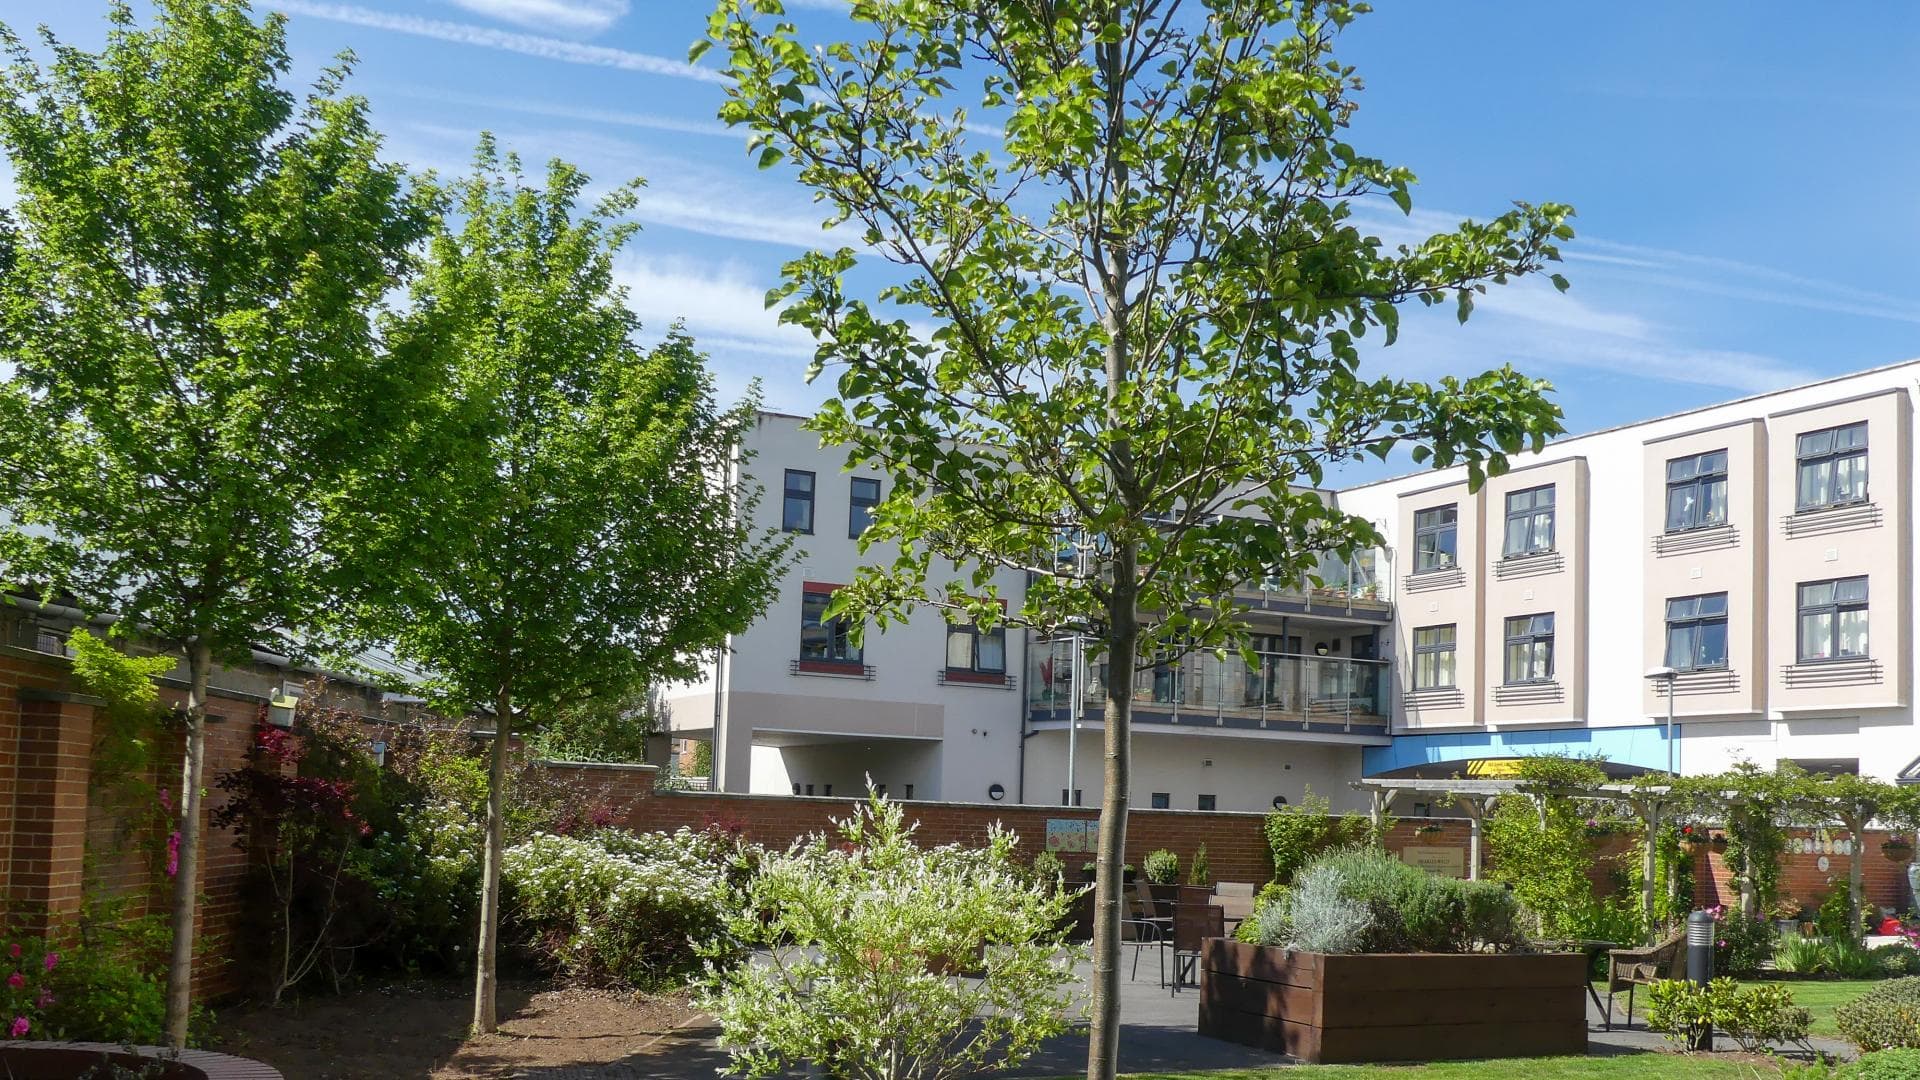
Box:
1198 847 1585 1063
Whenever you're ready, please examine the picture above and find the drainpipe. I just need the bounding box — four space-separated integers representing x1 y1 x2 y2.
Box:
1016 627 1029 804
710 640 728 792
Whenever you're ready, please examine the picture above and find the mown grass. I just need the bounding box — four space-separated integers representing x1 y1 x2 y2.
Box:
1118 1053 1784 1078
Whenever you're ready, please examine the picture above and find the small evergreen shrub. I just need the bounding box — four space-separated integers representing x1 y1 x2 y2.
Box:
1645 978 1811 1053
1850 1047 1920 1080
1876 944 1920 977
1838 977 1920 1051
1143 849 1179 885
1188 844 1211 886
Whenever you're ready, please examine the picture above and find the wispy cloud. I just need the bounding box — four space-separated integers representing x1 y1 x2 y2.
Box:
271 0 726 82
617 254 815 359
441 0 628 35
380 84 735 139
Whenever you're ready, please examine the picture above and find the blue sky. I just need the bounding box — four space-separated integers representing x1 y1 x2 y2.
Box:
7 1 1919 482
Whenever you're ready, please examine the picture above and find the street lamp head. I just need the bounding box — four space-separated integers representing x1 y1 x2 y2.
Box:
1644 665 1678 682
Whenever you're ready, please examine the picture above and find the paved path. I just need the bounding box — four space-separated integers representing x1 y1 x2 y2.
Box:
605 957 1853 1078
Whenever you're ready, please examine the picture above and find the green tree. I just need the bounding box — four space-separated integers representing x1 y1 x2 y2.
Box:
701 3 1572 1073
526 684 667 764
0 0 433 1045
1485 755 1608 938
346 139 789 1033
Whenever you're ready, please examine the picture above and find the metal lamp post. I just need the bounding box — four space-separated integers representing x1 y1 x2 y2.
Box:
1645 666 1678 775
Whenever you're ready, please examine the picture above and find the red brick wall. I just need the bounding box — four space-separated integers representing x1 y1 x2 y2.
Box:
0 646 258 999
1693 830 1912 916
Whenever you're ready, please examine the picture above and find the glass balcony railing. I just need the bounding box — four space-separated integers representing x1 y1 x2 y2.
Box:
1239 551 1391 614
1027 639 1390 731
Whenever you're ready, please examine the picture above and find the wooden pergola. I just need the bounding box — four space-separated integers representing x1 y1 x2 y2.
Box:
1351 777 1678 938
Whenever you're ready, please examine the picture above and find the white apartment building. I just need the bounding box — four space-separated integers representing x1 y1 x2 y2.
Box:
1342 358 1920 785
668 362 1920 811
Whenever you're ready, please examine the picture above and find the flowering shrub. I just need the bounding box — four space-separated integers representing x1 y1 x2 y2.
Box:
502 827 743 987
1704 904 1776 976
699 793 1081 1080
1 938 58 1040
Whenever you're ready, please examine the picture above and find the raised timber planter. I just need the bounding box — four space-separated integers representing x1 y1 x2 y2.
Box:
1197 938 1587 1064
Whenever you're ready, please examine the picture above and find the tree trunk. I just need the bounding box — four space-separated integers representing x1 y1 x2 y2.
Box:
1847 813 1868 941
1086 569 1136 1080
1640 803 1658 942
163 640 212 1049
472 688 512 1033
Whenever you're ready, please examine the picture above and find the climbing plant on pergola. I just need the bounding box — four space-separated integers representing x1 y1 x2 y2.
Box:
1789 767 1903 940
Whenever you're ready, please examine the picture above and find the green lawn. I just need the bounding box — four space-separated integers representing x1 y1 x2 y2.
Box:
1754 978 1879 1037
1119 1054 1781 1079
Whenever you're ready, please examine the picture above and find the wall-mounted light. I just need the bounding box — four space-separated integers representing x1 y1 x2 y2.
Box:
1314 643 1330 656
266 683 301 728
988 783 1005 801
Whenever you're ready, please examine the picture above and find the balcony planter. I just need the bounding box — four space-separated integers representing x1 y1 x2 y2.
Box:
1883 838 1914 863
1197 940 1587 1064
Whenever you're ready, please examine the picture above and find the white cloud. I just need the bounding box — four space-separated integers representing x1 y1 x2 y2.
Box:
441 0 628 35
271 1 726 82
381 85 735 139
616 254 816 359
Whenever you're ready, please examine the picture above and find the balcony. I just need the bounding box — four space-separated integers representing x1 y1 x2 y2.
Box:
1027 641 1390 737
1234 552 1391 623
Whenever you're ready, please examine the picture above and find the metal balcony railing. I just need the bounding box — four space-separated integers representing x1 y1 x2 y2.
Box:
1027 643 1390 732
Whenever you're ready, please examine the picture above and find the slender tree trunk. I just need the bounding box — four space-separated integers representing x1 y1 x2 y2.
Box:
1640 803 1658 943
472 688 512 1033
1086 569 1136 1080
163 640 212 1049
1847 813 1867 941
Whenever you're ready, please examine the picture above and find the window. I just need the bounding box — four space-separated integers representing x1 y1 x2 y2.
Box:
1413 505 1458 572
1797 577 1869 662
1150 792 1170 809
1503 485 1556 556
805 784 815 796
1197 794 1217 812
1664 594 1729 672
946 621 1007 673
903 784 914 800
1666 451 1729 532
782 469 815 532
849 476 880 537
1412 625 1456 689
1796 422 1868 510
823 784 833 796
1061 788 1082 806
1503 614 1555 684
800 588 861 663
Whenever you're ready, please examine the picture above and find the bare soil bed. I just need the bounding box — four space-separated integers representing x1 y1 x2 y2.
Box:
211 978 717 1079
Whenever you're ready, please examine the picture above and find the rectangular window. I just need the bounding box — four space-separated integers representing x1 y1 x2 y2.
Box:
782 469 816 533
849 476 880 538
1412 625 1456 689
1664 593 1729 672
1665 451 1729 532
1503 613 1555 684
1503 485 1556 556
1796 422 1868 511
1197 794 1217 812
1062 788 1082 807
1413 505 1458 572
800 588 861 663
1150 792 1170 809
903 784 914 800
945 622 1007 673
1797 577 1869 662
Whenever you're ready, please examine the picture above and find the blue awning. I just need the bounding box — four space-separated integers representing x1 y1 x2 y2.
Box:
1363 724 1676 777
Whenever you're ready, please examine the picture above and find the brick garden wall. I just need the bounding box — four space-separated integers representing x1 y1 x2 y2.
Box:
0 645 258 999
1694 831 1912 917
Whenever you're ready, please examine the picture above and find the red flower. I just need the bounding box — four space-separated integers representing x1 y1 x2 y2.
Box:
5 973 22 991
9 1016 28 1038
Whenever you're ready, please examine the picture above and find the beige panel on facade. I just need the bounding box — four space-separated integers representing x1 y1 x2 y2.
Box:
1480 458 1588 726
1641 419 1767 720
1396 482 1483 728
1766 389 1911 714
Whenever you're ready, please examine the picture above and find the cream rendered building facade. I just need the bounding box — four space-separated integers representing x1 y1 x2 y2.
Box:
1345 360 1919 783
670 365 1920 810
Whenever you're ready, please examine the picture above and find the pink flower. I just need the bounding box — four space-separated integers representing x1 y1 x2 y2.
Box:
34 990 51 1010
41 953 56 973
165 832 181 877
9 1016 28 1038
5 973 22 991
158 788 172 812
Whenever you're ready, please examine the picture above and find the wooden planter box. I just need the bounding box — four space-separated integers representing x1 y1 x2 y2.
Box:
1197 938 1587 1064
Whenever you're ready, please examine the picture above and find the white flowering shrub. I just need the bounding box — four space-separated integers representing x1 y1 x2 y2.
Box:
700 792 1083 1080
502 827 742 986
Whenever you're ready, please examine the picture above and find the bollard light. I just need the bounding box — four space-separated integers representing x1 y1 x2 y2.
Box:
1686 909 1716 1050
